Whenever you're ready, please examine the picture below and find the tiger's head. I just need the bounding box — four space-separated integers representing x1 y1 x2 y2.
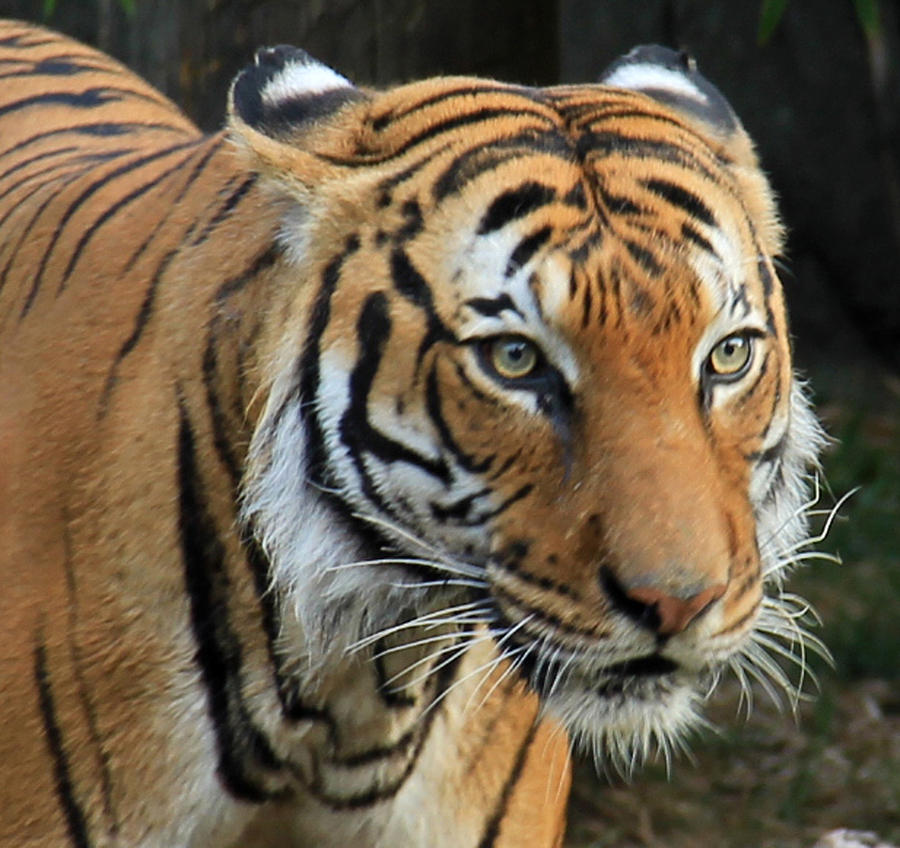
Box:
234 46 825 767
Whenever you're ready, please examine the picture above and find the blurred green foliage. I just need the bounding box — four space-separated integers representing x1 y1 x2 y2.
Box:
759 0 882 44
42 0 135 18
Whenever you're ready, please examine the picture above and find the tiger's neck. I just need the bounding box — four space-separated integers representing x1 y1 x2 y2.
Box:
164 152 572 845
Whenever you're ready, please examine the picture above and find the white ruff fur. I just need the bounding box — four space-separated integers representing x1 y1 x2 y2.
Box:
240 390 459 675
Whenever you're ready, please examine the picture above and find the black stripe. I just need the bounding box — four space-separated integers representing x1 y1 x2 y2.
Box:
372 645 418 708
203 245 282 486
733 348 772 411
0 167 89 295
493 545 579 599
0 144 79 184
487 451 520 481
7 122 185 150
33 638 92 848
124 136 224 272
432 129 574 202
99 247 178 414
308 645 464 810
177 403 285 802
0 86 178 121
643 177 716 225
0 33 62 48
339 293 451 515
681 221 715 254
190 174 258 246
425 363 491 474
758 256 776 297
0 88 121 118
0 57 111 78
594 180 644 216
99 163 236 412
747 429 787 467
389 247 454 367
372 83 532 131
327 107 558 168
477 720 540 848
563 181 588 209
60 143 203 285
466 483 533 526
429 486 495 523
375 143 452 206
577 131 717 180
478 182 556 235
251 89 368 137
0 157 90 233
0 151 131 237
624 238 663 276
20 140 197 317
452 360 493 404
576 105 693 130
298 236 361 485
330 726 420 768
464 293 523 319
505 225 552 276
581 276 593 326
394 198 423 242
714 596 762 637
493 581 609 642
61 526 118 835
239 527 344 725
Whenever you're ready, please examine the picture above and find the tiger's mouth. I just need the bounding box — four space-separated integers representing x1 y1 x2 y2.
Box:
601 654 679 678
503 624 692 702
597 654 681 687
523 642 709 768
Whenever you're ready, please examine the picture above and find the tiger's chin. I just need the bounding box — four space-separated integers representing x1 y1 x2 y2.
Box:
538 666 708 774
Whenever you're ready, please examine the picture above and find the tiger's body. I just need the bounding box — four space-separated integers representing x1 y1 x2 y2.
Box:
0 20 823 848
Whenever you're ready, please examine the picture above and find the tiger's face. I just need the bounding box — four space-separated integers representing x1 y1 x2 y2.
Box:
236 48 823 765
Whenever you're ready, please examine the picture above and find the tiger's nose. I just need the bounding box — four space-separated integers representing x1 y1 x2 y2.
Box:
600 567 726 637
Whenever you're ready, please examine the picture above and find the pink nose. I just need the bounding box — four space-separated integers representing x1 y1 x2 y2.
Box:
601 567 726 637
623 583 726 636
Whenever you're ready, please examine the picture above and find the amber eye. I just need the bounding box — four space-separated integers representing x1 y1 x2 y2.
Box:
708 333 753 377
487 336 540 380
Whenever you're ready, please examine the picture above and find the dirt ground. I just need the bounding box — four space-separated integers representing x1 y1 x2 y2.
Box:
565 678 900 847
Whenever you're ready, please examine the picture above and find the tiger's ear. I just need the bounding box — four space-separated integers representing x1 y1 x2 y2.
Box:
228 46 371 193
600 45 783 255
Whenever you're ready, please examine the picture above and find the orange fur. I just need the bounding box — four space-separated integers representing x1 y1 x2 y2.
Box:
0 22 819 848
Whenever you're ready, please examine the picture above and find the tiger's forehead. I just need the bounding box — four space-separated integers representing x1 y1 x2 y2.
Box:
320 77 771 371
357 77 759 311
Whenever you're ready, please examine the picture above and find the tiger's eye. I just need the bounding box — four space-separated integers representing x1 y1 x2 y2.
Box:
708 334 752 376
489 336 539 379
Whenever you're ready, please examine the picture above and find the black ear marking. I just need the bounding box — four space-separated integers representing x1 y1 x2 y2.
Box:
229 44 367 138
599 44 740 137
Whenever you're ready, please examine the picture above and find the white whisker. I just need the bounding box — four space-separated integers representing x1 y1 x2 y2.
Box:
389 578 489 591
345 600 493 654
383 627 502 690
415 644 523 724
464 617 536 714
372 629 474 661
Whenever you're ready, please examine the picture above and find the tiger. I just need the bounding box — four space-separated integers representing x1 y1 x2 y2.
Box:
0 17 826 848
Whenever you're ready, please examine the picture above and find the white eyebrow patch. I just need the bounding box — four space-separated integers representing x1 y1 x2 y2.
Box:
262 61 353 106
602 63 709 105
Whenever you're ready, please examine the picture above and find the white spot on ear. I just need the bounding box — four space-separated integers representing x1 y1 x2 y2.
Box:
262 61 353 107
603 63 709 106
